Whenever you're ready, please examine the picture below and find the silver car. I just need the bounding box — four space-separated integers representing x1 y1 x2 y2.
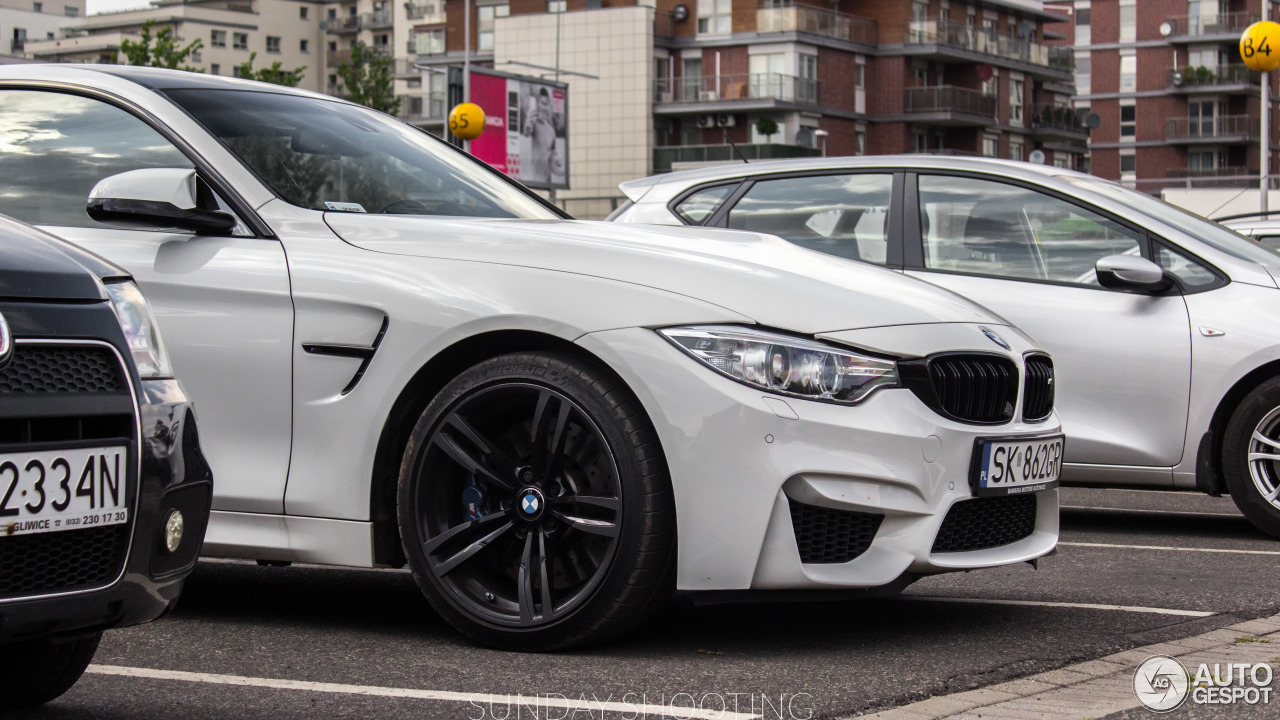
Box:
612 156 1280 537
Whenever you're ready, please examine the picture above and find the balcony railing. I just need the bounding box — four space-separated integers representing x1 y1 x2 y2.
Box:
1166 114 1258 140
1169 64 1259 88
406 2 446 23
398 92 448 121
1165 12 1258 38
407 36 445 55
905 85 996 116
1032 105 1084 132
904 19 1073 73
756 2 877 45
327 48 353 67
325 15 362 33
654 143 821 172
654 73 819 105
367 10 393 28
1164 167 1257 188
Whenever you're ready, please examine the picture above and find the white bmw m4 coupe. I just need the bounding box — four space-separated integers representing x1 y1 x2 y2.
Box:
0 66 1060 649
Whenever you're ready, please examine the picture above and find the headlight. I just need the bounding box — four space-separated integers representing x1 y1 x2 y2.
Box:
659 326 898 404
105 280 173 379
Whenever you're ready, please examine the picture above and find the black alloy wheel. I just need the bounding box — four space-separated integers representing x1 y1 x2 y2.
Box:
398 352 676 650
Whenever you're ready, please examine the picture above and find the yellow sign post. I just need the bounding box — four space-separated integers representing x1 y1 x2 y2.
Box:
448 103 486 141
1241 21 1280 72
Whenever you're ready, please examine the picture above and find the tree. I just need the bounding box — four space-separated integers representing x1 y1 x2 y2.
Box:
336 41 401 115
237 52 307 87
120 20 203 71
754 117 779 143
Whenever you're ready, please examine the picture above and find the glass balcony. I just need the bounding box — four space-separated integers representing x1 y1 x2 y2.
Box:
756 2 877 45
654 73 819 105
406 3 447 23
904 85 996 116
904 18 1073 73
1166 114 1258 141
1164 12 1257 40
1169 64 1259 90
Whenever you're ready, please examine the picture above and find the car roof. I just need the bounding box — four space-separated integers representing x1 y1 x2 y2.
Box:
618 155 1077 203
0 63 346 104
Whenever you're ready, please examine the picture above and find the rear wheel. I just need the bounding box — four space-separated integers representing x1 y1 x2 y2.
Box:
1223 377 1280 538
0 632 101 707
397 352 676 650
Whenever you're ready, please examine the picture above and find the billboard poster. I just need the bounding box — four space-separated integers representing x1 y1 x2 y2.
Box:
468 68 569 190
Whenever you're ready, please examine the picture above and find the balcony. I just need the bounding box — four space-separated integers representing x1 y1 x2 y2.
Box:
1168 64 1259 92
654 143 821 172
406 2 446 23
1165 167 1257 189
756 2 877 46
1166 114 1258 143
903 19 1073 76
654 73 819 108
399 92 448 123
366 10 393 29
407 37 445 56
1031 105 1087 142
326 15 362 34
1164 12 1257 42
904 85 996 124
327 48 353 67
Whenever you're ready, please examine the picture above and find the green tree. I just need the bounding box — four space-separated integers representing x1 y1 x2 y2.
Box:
120 20 203 71
336 41 401 115
754 117 779 143
237 52 307 87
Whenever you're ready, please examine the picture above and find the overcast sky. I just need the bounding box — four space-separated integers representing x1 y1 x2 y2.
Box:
87 0 154 15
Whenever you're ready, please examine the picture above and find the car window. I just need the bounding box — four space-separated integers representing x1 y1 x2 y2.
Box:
673 184 734 224
163 89 557 220
725 174 892 264
0 90 195 228
1256 235 1280 252
1155 245 1218 289
918 175 1142 286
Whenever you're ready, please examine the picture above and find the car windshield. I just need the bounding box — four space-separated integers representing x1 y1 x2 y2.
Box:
162 89 558 220
1064 176 1280 272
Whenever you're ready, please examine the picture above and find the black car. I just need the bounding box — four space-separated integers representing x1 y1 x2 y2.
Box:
0 214 212 707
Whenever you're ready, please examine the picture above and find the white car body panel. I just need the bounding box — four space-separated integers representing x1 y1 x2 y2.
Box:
0 67 1062 589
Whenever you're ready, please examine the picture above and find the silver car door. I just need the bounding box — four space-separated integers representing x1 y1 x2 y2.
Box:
904 173 1192 480
0 88 294 513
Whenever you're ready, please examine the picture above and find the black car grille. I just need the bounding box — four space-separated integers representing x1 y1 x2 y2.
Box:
0 525 131 597
932 494 1038 553
788 498 882 564
902 353 1018 425
1022 355 1055 422
0 346 126 394
0 343 136 600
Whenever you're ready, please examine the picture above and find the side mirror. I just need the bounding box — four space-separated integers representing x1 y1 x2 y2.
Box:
87 168 238 235
1095 254 1171 293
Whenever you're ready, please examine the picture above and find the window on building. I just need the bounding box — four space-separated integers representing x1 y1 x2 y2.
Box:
233 32 248 50
913 133 928 153
548 0 566 11
1119 51 1136 91
1053 154 1070 168
1120 151 1136 174
982 135 998 157
1009 138 1024 161
373 33 389 49
211 29 227 47
1120 103 1136 138
64 5 76 16
266 36 281 53
1074 2 1089 45
749 53 785 99
1188 150 1218 172
1075 54 1090 94
697 0 731 35
413 28 446 55
1188 100 1223 138
682 57 703 100
856 130 866 155
299 5 307 19
300 39 309 53
327 8 336 20
855 64 865 89
1119 0 1135 42
982 71 997 97
32 2 42 12
1010 78 1024 125
478 4 508 51
210 63 220 75
798 54 817 103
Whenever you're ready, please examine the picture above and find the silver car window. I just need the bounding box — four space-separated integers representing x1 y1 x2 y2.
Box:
919 175 1141 286
725 174 892 264
0 90 194 228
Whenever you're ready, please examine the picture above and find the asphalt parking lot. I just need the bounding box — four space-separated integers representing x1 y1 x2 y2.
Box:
12 487 1280 720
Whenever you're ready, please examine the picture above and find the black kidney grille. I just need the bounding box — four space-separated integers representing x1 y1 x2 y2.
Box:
788 498 883 564
0 347 126 394
1022 355 1055 422
932 494 1037 553
0 524 130 598
927 355 1018 424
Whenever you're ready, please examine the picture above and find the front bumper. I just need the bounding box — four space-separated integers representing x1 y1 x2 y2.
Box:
0 377 213 643
579 327 1060 592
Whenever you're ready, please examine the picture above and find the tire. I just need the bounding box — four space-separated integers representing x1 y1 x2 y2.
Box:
397 351 676 650
0 632 101 707
1223 376 1280 538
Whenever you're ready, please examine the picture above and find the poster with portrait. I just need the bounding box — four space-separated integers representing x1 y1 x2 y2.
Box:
468 69 569 191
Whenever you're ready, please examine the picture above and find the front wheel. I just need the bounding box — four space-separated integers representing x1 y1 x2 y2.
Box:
0 632 101 707
1223 377 1280 538
397 352 676 650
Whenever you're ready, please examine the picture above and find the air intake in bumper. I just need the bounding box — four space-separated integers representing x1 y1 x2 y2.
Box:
932 494 1037 553
788 498 883 564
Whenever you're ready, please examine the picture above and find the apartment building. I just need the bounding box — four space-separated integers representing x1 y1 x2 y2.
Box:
1048 0 1279 192
406 0 1082 216
1 0 84 62
23 0 327 92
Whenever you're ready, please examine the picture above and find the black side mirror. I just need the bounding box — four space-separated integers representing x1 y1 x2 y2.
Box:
87 169 238 235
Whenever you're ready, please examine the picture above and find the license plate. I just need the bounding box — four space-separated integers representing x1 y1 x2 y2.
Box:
972 435 1063 496
0 446 129 537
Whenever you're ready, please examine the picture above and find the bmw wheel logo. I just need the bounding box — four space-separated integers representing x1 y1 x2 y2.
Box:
522 494 539 514
517 487 545 521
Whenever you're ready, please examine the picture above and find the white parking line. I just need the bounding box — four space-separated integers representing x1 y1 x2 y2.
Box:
1059 540 1280 556
1061 505 1245 518
908 596 1214 617
84 665 760 720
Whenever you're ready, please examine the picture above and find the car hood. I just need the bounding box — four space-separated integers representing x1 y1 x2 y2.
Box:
0 215 122 301
324 215 1006 335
